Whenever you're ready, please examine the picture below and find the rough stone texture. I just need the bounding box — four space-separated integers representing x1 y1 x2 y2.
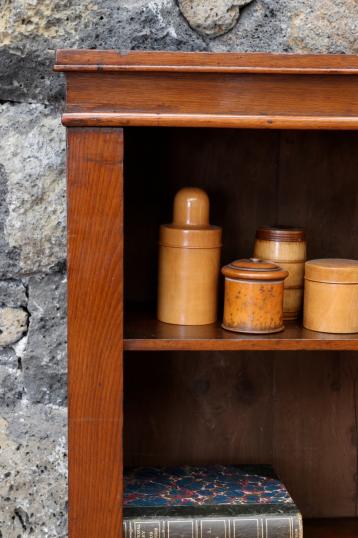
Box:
0 279 27 307
23 273 67 406
0 346 18 368
0 103 66 277
0 405 67 537
0 307 28 347
178 0 254 37
0 0 357 536
289 1 358 53
0 164 21 279
0 362 23 410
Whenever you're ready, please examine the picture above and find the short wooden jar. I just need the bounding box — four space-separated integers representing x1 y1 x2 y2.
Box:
254 226 306 320
303 259 358 333
222 258 288 334
158 187 222 325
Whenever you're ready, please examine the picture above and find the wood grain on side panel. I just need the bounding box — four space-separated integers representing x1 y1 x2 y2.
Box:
67 128 123 538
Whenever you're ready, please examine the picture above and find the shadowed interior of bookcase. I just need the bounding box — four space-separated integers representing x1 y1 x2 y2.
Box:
123 127 358 520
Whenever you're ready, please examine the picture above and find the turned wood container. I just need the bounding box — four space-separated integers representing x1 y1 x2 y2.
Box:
222 258 288 334
157 187 222 325
304 259 358 334
253 226 306 320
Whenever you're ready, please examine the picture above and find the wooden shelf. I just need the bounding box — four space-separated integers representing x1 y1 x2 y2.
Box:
304 518 358 537
124 309 358 351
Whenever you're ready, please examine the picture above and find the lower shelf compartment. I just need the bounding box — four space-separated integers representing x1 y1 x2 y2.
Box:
124 309 358 351
304 518 358 537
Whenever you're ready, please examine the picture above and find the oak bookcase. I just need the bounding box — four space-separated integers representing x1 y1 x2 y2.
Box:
54 51 358 538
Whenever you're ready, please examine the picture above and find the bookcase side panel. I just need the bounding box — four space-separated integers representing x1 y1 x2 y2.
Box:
67 127 124 537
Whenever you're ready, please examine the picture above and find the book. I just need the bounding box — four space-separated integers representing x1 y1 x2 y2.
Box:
124 464 303 538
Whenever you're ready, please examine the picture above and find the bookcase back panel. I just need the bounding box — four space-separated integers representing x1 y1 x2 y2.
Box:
124 351 358 519
124 128 358 306
123 128 358 519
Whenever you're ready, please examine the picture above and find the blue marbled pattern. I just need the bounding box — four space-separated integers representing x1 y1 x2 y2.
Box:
124 465 293 507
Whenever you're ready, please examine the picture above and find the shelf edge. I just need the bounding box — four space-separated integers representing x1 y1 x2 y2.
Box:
62 113 358 130
124 339 358 351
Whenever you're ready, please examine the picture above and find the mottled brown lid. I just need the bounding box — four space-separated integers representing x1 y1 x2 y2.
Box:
256 225 306 242
222 258 288 281
305 259 358 284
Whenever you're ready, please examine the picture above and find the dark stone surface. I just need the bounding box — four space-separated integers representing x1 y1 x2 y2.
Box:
0 279 27 307
23 272 67 406
0 48 65 104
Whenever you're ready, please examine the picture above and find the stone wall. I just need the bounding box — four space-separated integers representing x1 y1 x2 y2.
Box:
0 1 356 535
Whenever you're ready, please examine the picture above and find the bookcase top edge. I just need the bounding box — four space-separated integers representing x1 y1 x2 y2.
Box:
54 49 358 74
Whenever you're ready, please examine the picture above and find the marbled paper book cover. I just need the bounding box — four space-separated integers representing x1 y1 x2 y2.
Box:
124 465 302 538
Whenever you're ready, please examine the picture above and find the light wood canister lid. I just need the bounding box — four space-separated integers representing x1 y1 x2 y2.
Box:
160 187 222 248
256 225 306 242
222 258 288 281
305 259 358 284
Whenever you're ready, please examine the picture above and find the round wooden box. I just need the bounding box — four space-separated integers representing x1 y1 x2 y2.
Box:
221 258 288 334
253 226 306 320
157 187 222 325
303 259 358 334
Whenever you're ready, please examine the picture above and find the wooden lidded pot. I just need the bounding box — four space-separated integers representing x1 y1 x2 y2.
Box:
304 259 358 334
158 187 222 325
222 258 288 334
253 226 306 320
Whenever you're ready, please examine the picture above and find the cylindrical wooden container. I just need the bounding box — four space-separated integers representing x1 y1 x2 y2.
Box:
158 187 222 325
304 259 358 333
253 226 306 320
221 258 288 334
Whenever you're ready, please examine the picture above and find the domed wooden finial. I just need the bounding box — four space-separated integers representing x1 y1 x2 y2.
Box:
173 187 209 226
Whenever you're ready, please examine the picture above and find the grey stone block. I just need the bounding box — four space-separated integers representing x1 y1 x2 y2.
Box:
0 364 23 410
23 272 67 406
0 103 66 277
0 47 65 104
0 404 67 537
0 279 27 307
0 346 18 368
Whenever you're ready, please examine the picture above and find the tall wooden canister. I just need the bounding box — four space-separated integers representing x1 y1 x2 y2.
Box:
304 259 358 333
157 187 222 325
253 226 306 320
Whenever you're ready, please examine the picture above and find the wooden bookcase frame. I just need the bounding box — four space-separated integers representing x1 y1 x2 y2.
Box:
54 51 358 538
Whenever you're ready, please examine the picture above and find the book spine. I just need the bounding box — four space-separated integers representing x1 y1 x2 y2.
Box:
124 515 303 538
